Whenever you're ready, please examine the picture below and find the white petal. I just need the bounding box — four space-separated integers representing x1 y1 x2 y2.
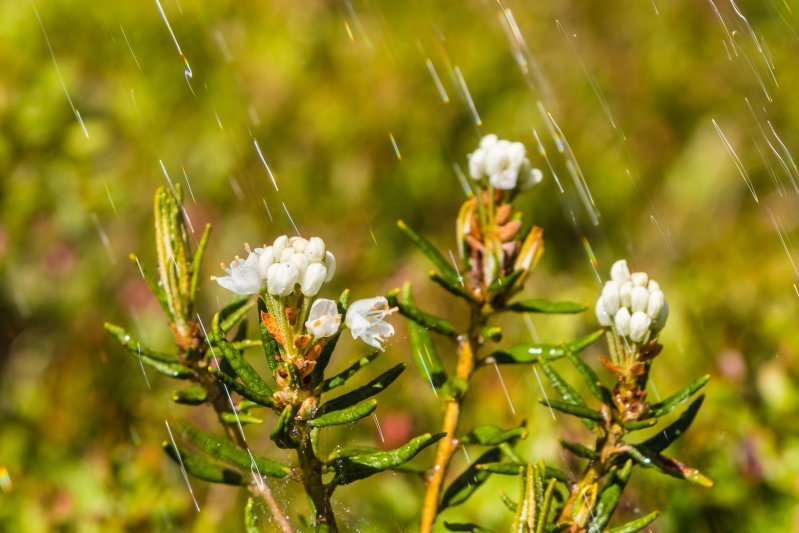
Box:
614 307 631 336
595 297 612 326
601 281 621 315
479 134 498 150
652 300 669 332
279 248 294 263
647 280 660 292
305 237 326 263
292 238 309 252
273 235 288 256
266 262 299 297
619 281 633 308
305 298 341 338
301 263 327 297
290 253 309 280
324 251 336 282
631 272 649 287
647 290 665 320
629 312 652 343
630 286 649 313
610 260 631 284
257 246 274 278
468 149 487 179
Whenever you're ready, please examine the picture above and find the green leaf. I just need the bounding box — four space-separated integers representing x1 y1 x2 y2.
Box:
209 367 274 407
220 412 262 425
129 254 172 320
627 447 713 487
559 438 598 460
648 375 709 418
512 463 539 533
330 432 445 484
270 405 299 449
587 460 633 533
399 282 447 391
219 298 255 333
429 270 478 302
441 376 469 401
162 441 246 486
475 463 569 484
487 269 524 294
623 419 658 431
461 424 527 446
397 220 460 284
541 361 593 429
177 422 290 478
257 298 281 372
172 385 208 405
443 523 492 532
506 299 587 314
189 223 212 307
308 399 377 428
440 448 502 510
489 329 603 365
212 323 274 397
387 290 457 339
640 395 704 452
317 364 405 415
244 497 262 533
540 399 603 422
563 349 605 402
321 351 380 392
105 323 193 379
608 511 659 533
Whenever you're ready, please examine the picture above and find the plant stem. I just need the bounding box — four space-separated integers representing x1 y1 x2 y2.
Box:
298 425 337 531
419 306 482 533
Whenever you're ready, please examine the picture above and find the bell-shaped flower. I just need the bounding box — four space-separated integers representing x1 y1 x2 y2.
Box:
256 246 275 279
610 259 631 284
266 262 300 297
301 263 327 297
629 312 652 344
595 298 612 327
486 140 527 190
305 237 326 263
215 252 263 295
305 298 341 338
345 297 396 351
324 251 336 282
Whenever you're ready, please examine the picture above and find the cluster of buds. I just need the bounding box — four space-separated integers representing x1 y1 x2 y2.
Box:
214 235 335 298
458 135 545 297
595 260 668 345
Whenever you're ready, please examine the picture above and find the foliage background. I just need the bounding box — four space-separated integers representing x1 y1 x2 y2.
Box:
1 0 798 530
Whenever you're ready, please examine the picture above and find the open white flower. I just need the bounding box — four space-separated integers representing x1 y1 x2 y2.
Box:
214 252 263 295
345 297 396 351
267 262 300 297
305 298 341 338
595 259 668 345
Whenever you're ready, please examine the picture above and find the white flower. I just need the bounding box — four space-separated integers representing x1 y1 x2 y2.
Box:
305 237 326 263
215 252 263 295
266 262 300 297
305 298 341 338
467 134 542 191
301 263 327 297
256 246 275 278
289 252 309 280
596 259 668 344
291 237 309 253
345 297 396 351
324 251 336 282
273 235 289 257
468 134 498 179
518 165 544 191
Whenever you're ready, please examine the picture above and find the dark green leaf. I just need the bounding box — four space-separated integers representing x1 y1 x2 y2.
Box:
172 385 208 405
318 364 405 415
397 219 460 284
608 511 659 533
648 375 709 418
540 399 603 422
189 223 212 306
627 447 713 487
220 412 262 425
443 523 491 532
440 448 502 510
559 438 598 460
489 330 603 365
321 351 380 392
429 270 478 302
399 282 447 391
507 299 587 314
587 460 633 533
387 290 457 339
308 399 377 428
162 441 246 486
475 463 569 483
480 325 503 343
640 395 704 452
177 422 290 478
257 298 281 372
129 254 172 320
212 322 274 397
487 269 524 294
461 424 527 446
564 349 605 402
623 419 658 431
541 361 593 429
270 405 299 449
330 432 445 484
209 367 274 407
105 323 193 379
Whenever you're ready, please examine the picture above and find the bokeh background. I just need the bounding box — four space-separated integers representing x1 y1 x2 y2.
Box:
2 0 799 531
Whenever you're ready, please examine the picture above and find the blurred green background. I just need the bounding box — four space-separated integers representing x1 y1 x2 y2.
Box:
2 0 799 530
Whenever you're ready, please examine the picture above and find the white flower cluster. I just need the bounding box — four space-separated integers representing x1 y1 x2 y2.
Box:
215 235 335 298
468 134 543 191
595 260 668 344
303 296 395 350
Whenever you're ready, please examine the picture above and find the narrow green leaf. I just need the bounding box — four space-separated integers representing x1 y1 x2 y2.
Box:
623 419 658 431
487 269 524 294
219 297 255 333
608 511 659 533
640 395 705 452
244 497 262 533
162 441 246 486
105 323 193 379
318 364 405 415
231 339 262 351
399 282 447 391
220 412 262 425
460 424 527 446
397 219 460 284
627 447 713 487
330 432 445 484
512 463 538 532
500 491 518 512
648 375 709 418
563 349 605 402
177 422 290 478
537 478 558 533
541 399 603 422
475 463 569 483
321 351 380 392
189 223 212 307
429 271 477 303
212 323 274 397
209 367 274 407
387 290 457 338
541 361 593 429
559 438 598 460
507 299 587 314
587 460 633 533
270 405 299 449
172 386 208 405
568 329 604 353
257 298 281 372
489 329 602 365
480 325 503 343
129 254 172 320
439 448 502 510
443 523 491 532
308 399 377 428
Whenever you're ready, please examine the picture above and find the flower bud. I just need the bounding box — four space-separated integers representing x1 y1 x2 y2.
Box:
257 246 274 278
647 280 660 292
614 307 631 336
518 165 543 191
266 262 300 297
646 290 665 320
292 237 309 253
595 297 612 326
305 237 326 263
630 286 649 313
629 312 652 343
610 259 631 283
279 247 294 263
631 272 649 287
652 300 669 332
289 253 309 280
301 263 327 297
324 251 336 282
273 235 288 257
601 281 621 315
619 281 632 308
